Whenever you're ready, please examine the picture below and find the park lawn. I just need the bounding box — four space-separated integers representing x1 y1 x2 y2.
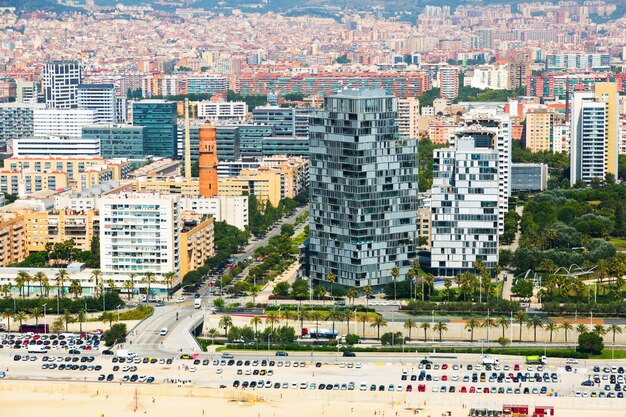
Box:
589 349 626 360
608 237 626 251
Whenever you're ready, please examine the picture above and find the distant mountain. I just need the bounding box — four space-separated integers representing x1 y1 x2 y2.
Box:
0 0 84 15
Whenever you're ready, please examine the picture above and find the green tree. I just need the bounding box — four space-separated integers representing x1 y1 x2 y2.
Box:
391 266 400 301
326 309 343 335
526 316 543 342
358 314 370 338
347 287 358 306
76 309 86 333
2 309 13 332
593 324 607 337
420 322 431 342
250 316 262 335
62 310 74 332
327 272 336 297
497 337 511 348
403 319 417 340
433 321 448 342
496 316 510 339
363 285 373 308
370 316 387 339
219 315 233 338
465 318 480 342
55 269 69 298
514 312 528 341
69 279 82 299
607 323 623 343
100 311 115 328
163 272 176 300
576 324 589 335
103 323 127 347
206 328 219 344
30 307 43 325
34 272 47 297
308 311 322 335
345 333 360 345
14 310 28 327
265 312 280 331
142 272 157 301
560 320 573 343
544 322 559 342
90 269 102 297
577 332 604 355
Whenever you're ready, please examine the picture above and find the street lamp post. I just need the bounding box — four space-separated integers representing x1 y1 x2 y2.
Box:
116 304 121 322
42 303 47 334
431 310 434 343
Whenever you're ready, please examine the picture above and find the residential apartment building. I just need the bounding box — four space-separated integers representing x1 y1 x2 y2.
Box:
0 103 45 141
82 124 145 159
431 129 500 276
186 76 229 95
438 67 459 99
218 169 282 207
77 84 116 124
180 213 215 278
43 60 82 109
308 90 419 288
98 193 182 292
0 212 27 266
134 177 200 197
12 136 101 157
397 97 421 139
179 195 248 230
546 53 611 71
24 209 98 252
132 100 177 158
33 108 97 138
524 110 554 152
570 83 619 185
197 101 247 122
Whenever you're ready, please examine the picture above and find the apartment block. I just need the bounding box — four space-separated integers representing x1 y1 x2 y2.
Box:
0 213 27 266
24 209 98 252
179 195 248 230
197 101 247 122
524 110 554 152
218 169 282 207
0 103 45 141
397 97 421 139
180 213 215 278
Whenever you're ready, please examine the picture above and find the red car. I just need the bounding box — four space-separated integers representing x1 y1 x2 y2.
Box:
484 388 490 393
441 375 448 381
469 386 476 393
460 386 467 393
514 364 520 371
418 384 426 392
406 385 413 392
441 364 448 370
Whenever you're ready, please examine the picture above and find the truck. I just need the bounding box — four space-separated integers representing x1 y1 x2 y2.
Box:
27 345 49 353
116 349 136 359
480 355 500 366
301 327 338 339
525 355 547 365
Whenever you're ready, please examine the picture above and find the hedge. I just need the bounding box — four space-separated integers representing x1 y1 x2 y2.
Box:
0 292 124 314
404 299 522 315
542 301 626 316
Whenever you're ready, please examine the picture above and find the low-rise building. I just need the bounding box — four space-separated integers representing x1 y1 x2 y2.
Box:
511 163 548 192
134 176 200 197
179 195 248 230
218 169 283 207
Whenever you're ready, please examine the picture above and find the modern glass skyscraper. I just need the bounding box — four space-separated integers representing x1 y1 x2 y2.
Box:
308 90 419 288
43 60 82 109
132 100 177 158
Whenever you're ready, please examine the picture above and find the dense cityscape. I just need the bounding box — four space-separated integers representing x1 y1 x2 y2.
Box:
0 0 626 416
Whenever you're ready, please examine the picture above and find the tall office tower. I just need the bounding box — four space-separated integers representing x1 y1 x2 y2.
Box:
77 84 116 124
115 97 128 124
438 67 459 99
199 125 218 198
309 90 419 288
570 82 619 185
43 60 82 109
216 126 241 161
0 103 45 141
15 80 36 103
98 193 181 295
132 100 177 158
176 123 200 162
239 124 275 157
524 110 554 152
431 130 500 276
82 124 144 159
397 97 421 139
457 110 511 235
475 29 493 49
252 106 315 137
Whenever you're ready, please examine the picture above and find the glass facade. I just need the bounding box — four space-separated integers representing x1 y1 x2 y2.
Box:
216 126 241 161
83 125 144 159
132 100 177 158
308 90 419 288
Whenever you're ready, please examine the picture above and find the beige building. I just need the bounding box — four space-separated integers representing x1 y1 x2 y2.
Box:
0 170 69 195
0 212 27 266
24 209 99 252
180 213 215 278
219 169 283 207
524 110 554 152
397 97 420 139
134 176 200 197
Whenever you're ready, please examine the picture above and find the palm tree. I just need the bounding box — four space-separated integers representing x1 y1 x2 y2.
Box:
317 288 327 306
544 322 559 342
482 318 495 341
465 318 480 342
69 279 82 299
42 277 51 297
265 312 280 331
128 273 137 299
576 324 589 335
358 314 370 338
514 312 527 342
1 283 11 298
560 320 573 343
207 328 219 344
34 272 47 297
326 272 336 299
363 285 373 308
90 269 102 297
219 315 233 338
496 316 510 339
370 316 387 340
391 266 400 301
30 307 43 325
76 309 86 333
250 316 262 334
14 311 28 327
2 309 13 332
23 272 32 297
122 280 134 300
607 324 623 343
443 278 452 301
106 279 117 293
163 272 176 300
308 311 323 335
326 309 343 335
55 269 69 298
433 321 448 342
424 274 435 301
403 319 417 340
61 310 74 332
296 309 308 334
347 287 358 306
593 324 607 337
100 311 114 328
142 272 157 302
420 322 431 342
15 271 27 298
406 268 416 300
526 316 543 342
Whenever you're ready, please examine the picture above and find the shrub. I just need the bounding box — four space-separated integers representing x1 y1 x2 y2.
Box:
577 332 604 355
103 323 127 347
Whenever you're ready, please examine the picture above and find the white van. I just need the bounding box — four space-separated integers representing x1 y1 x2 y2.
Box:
194 299 202 309
160 327 168 336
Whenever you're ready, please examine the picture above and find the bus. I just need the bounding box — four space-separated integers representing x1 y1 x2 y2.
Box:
19 324 49 333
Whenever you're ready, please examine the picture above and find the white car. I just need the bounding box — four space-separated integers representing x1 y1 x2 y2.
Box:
575 391 582 397
360 383 367 391
432 385 439 392
215 368 222 374
451 374 459 381
355 362 362 368
176 297 186 303
566 358 579 364
189 367 197 373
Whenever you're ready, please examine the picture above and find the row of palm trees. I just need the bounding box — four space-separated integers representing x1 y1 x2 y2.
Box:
1 307 88 332
0 270 178 301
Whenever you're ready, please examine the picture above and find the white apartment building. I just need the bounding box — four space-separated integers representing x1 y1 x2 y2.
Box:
553 123 570 153
438 67 459 99
197 100 248 122
43 60 82 109
33 108 96 138
470 64 511 90
98 193 181 296
54 195 97 211
77 84 116 124
397 97 420 139
431 132 500 276
13 137 101 157
179 195 248 230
